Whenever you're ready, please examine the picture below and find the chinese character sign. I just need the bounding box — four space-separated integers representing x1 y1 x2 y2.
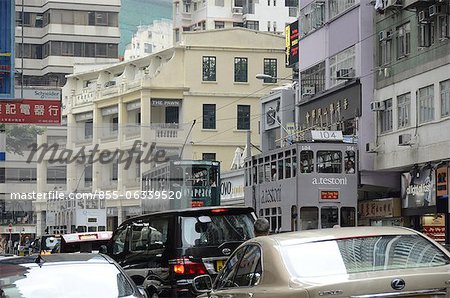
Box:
0 99 61 124
0 0 15 99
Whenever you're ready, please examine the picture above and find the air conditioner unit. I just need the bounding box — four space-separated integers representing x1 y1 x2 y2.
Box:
385 0 402 9
232 7 243 14
398 133 413 146
370 101 386 111
429 4 446 17
336 68 355 79
302 86 315 97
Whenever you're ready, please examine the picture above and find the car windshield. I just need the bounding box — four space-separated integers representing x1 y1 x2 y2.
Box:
0 263 134 298
181 213 254 247
281 234 450 278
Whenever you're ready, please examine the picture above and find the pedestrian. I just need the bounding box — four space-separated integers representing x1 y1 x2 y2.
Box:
254 218 270 237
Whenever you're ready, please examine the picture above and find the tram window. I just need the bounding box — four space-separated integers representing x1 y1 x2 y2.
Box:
321 206 339 228
259 209 263 217
265 209 270 217
253 166 257 184
264 164 271 182
344 151 356 174
271 162 276 181
340 207 356 227
278 152 283 159
300 151 314 173
277 160 284 180
292 155 297 177
300 207 318 230
285 158 291 178
258 165 263 184
317 151 342 173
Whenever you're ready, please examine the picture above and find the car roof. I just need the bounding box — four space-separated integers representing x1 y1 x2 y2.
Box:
0 253 112 267
253 226 419 247
122 206 254 225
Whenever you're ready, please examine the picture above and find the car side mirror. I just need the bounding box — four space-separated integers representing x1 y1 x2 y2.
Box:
192 274 213 293
99 245 108 254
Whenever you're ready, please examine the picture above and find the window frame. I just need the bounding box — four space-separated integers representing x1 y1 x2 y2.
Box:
418 84 435 124
237 105 251 130
202 104 216 129
202 56 217 81
397 93 411 128
263 58 277 83
234 57 248 83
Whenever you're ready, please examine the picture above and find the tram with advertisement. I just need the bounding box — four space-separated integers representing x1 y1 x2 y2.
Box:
244 131 358 233
141 160 220 212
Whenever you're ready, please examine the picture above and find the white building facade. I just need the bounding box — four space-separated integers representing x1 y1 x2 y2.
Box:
172 0 298 43
124 19 173 61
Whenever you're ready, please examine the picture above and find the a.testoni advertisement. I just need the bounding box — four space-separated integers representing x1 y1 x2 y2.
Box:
401 166 435 208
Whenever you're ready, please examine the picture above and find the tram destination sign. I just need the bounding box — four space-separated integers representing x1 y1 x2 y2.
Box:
307 130 343 142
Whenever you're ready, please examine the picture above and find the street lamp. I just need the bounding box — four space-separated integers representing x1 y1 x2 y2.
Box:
255 74 299 82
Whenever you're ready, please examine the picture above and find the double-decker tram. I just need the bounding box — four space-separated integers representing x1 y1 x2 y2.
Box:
244 131 357 233
142 160 220 211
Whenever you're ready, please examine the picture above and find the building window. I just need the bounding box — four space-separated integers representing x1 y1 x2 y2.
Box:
263 58 277 83
379 31 392 66
112 116 119 132
380 99 393 133
267 21 271 32
418 85 434 124
202 153 216 161
47 167 67 184
397 93 411 129
85 120 93 139
396 22 410 59
441 79 450 118
234 57 248 82
437 15 449 40
112 160 118 181
418 22 434 48
329 46 355 88
300 1 325 37
301 61 325 95
237 105 250 130
202 56 216 81
84 164 92 187
328 0 355 19
203 104 216 129
245 20 259 30
215 21 225 29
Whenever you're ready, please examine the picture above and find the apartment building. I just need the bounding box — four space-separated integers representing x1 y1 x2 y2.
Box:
372 0 450 242
42 28 289 230
295 0 398 204
15 0 120 88
172 0 298 43
124 19 173 61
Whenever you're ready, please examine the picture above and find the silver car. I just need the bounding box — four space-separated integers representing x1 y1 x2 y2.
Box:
194 226 450 297
0 253 147 298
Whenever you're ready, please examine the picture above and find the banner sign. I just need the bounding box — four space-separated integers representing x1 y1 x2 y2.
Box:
0 99 61 124
0 0 15 99
401 166 436 208
285 20 299 67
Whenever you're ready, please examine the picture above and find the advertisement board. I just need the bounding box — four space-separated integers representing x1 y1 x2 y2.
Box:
0 99 61 124
401 166 436 208
0 0 15 99
285 20 299 67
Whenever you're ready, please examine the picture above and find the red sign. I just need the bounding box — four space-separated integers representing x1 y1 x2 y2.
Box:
320 191 339 200
8 223 12 233
0 99 61 124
